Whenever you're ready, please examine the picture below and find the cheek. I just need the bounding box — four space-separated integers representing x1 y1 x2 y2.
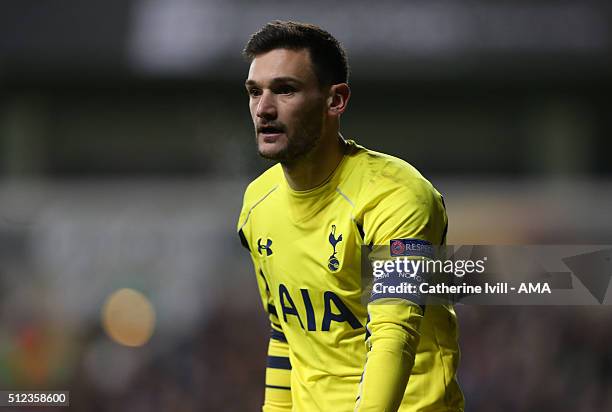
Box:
248 101 257 119
295 100 324 124
283 100 308 123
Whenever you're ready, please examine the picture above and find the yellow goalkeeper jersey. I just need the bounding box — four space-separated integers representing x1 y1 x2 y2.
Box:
237 140 464 412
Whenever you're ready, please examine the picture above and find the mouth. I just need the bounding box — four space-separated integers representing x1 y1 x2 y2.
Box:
258 126 285 142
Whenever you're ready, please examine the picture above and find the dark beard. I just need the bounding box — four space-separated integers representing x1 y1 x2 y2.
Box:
268 130 320 164
257 108 323 164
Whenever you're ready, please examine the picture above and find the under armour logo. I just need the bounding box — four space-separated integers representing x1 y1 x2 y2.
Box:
328 225 343 271
257 238 273 256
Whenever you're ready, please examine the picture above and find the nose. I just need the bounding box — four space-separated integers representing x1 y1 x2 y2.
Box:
255 90 277 120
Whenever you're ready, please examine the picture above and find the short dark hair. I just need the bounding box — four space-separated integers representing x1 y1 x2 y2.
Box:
243 20 349 87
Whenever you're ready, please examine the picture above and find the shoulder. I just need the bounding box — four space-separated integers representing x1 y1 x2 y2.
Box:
238 163 283 229
347 143 440 203
347 143 447 244
242 163 283 203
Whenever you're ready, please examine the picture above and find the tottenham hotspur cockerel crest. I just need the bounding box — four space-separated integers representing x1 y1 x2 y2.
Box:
327 225 343 271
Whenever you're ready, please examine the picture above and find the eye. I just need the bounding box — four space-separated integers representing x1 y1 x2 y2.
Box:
247 88 262 97
276 85 296 95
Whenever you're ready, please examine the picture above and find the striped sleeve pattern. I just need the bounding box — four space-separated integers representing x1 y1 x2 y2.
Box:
263 328 292 411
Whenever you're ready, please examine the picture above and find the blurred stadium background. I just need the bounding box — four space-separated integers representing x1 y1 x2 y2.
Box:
1 0 612 410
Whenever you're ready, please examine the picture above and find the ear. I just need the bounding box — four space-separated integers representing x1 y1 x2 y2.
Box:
327 83 351 116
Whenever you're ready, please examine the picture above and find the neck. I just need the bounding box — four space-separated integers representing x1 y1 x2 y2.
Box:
282 132 346 191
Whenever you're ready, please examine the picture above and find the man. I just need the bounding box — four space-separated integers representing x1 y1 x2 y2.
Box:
237 21 463 412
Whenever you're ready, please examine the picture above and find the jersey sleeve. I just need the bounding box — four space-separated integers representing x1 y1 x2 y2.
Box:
253 253 293 412
238 196 293 412
354 167 447 411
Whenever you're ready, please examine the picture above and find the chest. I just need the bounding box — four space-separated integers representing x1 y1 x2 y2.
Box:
250 198 363 294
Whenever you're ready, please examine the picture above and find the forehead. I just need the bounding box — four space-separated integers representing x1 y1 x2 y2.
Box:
247 48 317 85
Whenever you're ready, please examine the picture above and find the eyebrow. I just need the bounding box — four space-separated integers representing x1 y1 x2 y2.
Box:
245 77 303 87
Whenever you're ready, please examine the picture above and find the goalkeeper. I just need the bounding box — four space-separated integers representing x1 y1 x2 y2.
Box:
238 20 464 412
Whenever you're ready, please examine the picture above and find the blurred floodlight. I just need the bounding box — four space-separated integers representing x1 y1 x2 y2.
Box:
102 288 156 347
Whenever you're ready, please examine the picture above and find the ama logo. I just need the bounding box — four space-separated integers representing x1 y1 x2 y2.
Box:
327 225 343 271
